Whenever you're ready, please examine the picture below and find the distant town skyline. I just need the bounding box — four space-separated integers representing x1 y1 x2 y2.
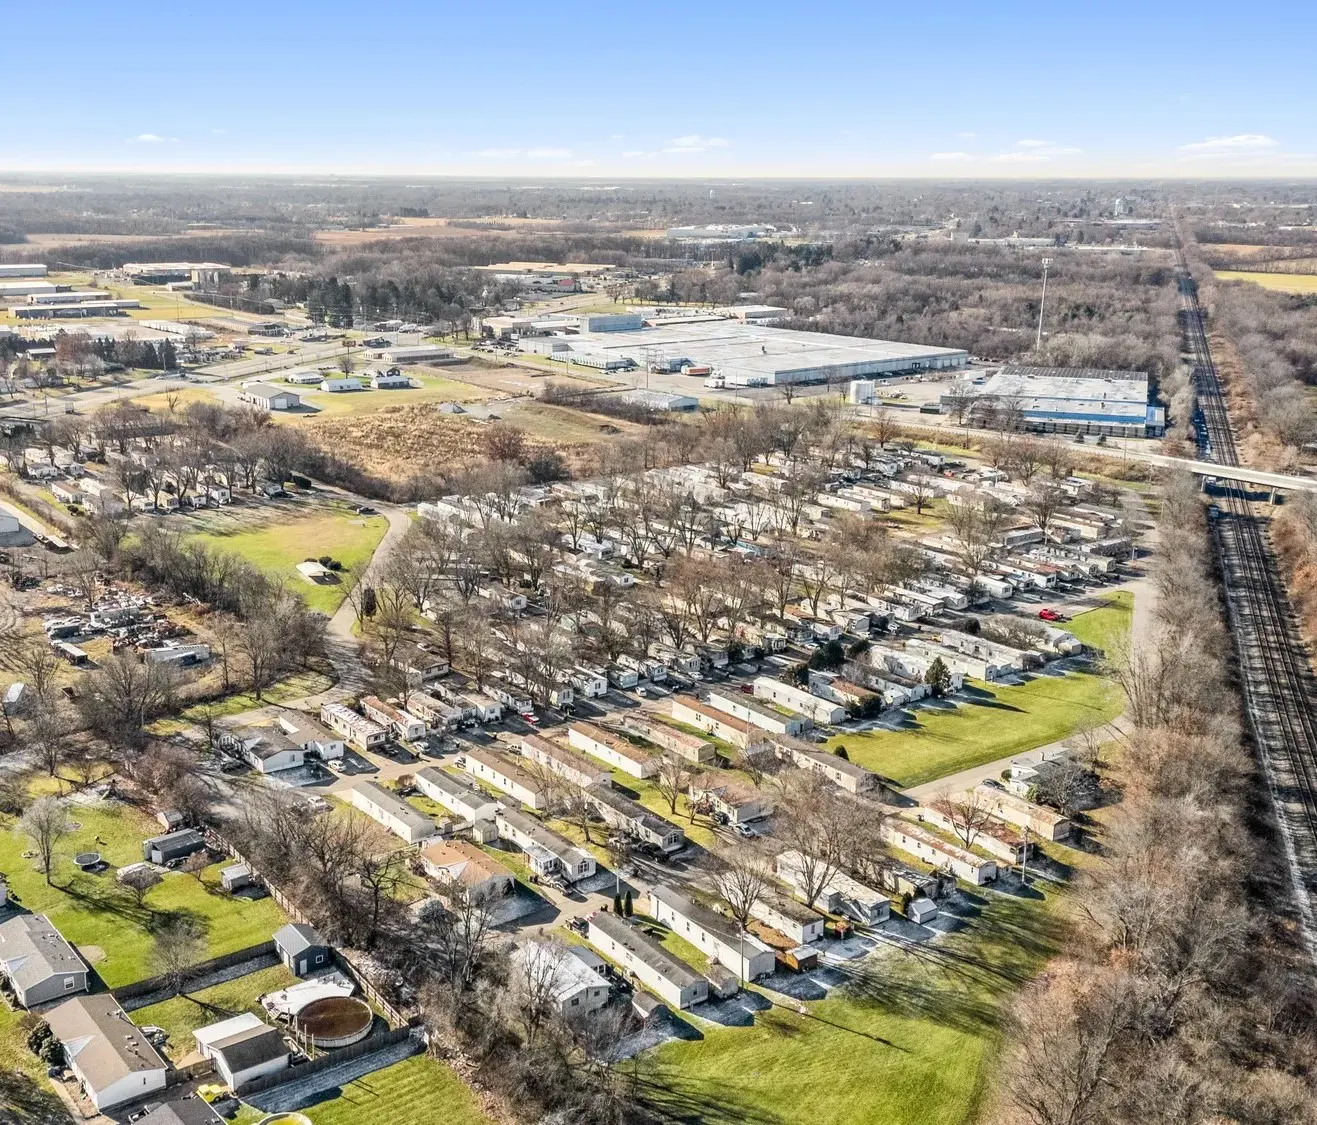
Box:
6 0 1315 177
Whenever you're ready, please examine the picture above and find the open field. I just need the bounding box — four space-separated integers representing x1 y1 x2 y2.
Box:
650 888 1066 1125
830 668 1122 788
0 796 287 988
1064 590 1134 656
1215 270 1317 294
273 371 494 421
297 1053 492 1125
132 963 296 1061
190 509 388 614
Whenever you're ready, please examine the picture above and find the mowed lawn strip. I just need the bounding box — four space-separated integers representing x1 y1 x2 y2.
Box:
831 670 1122 788
0 797 286 988
131 964 295 1061
299 1054 493 1125
1064 590 1134 657
191 510 388 614
650 890 1066 1125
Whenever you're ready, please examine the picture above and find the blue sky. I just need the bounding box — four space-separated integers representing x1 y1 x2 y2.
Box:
5 0 1315 176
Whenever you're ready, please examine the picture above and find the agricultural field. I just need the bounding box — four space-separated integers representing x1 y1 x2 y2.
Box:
188 507 388 615
649 889 1067 1125
131 963 296 1061
0 793 286 988
1214 270 1317 294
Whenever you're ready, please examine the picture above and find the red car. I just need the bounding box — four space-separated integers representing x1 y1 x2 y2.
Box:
1038 608 1067 623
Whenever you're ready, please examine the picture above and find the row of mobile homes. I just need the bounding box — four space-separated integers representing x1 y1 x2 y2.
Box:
319 702 388 751
586 783 686 853
587 911 708 1010
687 775 774 824
880 820 998 885
350 781 439 844
360 696 426 741
649 885 776 981
495 807 596 883
414 767 500 826
775 851 892 925
461 746 547 809
705 688 809 737
567 722 658 779
671 696 752 748
752 676 846 725
619 719 715 764
516 733 611 789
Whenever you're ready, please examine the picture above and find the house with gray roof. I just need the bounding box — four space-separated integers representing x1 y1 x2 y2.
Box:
44 994 168 1110
0 913 89 1007
587 911 707 1010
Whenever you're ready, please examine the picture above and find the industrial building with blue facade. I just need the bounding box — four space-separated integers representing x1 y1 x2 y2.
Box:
944 365 1165 438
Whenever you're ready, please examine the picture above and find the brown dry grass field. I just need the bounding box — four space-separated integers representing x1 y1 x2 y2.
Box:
312 215 593 246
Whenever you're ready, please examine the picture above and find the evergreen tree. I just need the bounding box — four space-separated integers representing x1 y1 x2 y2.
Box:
623 890 633 917
613 892 624 915
925 657 952 698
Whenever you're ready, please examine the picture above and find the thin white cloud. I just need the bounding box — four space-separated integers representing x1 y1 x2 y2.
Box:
930 152 974 162
991 140 1082 163
129 133 177 143
664 134 729 153
1178 133 1277 153
476 148 522 159
621 149 657 160
211 128 228 135
956 131 977 139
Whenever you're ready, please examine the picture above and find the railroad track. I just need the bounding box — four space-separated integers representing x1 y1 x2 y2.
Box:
1176 248 1317 959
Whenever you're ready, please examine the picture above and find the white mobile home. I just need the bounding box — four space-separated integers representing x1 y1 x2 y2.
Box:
496 806 596 882
587 912 708 1010
350 780 438 844
461 745 548 809
414 766 501 825
517 733 611 789
752 676 846 725
567 722 658 779
649 885 776 981
881 820 998 885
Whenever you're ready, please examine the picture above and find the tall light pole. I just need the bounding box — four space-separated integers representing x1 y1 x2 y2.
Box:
1035 258 1053 351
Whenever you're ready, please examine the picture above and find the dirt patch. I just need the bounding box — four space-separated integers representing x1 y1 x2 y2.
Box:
77 945 106 963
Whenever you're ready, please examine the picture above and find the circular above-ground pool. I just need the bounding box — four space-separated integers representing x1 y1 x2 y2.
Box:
73 852 101 870
293 996 373 1048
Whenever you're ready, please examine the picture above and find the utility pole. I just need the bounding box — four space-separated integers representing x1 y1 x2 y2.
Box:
1020 825 1031 887
1035 258 1053 351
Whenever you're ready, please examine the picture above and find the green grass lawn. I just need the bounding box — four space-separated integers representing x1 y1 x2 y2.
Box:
132 963 295 1061
191 509 388 614
648 888 1067 1125
149 670 335 735
831 669 1122 788
297 1054 492 1125
1064 590 1133 657
0 797 286 988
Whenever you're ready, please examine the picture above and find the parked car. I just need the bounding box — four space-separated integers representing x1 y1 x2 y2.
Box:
734 823 757 838
1039 608 1067 622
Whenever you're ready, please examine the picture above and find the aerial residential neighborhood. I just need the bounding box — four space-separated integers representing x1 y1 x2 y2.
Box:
0 7 1315 1125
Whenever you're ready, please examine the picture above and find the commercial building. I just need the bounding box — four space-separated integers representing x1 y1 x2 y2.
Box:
27 288 111 304
121 262 230 285
567 722 658 779
380 344 453 364
649 885 777 981
12 299 141 319
350 780 438 844
238 383 300 411
587 911 708 1010
495 806 596 882
0 914 89 1007
414 767 501 825
0 263 47 278
0 280 58 298
945 366 1165 438
460 745 548 809
45 994 168 1111
543 314 967 388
